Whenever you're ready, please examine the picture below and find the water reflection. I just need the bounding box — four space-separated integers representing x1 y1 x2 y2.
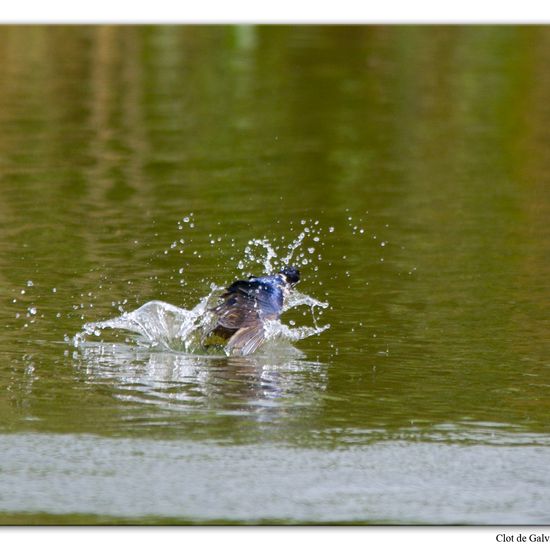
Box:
73 342 328 439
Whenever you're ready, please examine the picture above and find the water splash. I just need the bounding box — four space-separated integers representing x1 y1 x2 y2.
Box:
280 231 307 267
75 287 328 356
74 226 330 356
237 226 320 275
239 238 278 274
74 286 220 352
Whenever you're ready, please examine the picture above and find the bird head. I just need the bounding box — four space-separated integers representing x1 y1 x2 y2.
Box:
278 266 300 287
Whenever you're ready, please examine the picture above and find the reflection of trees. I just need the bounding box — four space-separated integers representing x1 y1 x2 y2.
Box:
0 26 549 433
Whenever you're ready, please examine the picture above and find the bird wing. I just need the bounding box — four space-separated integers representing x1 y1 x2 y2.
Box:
225 323 266 356
211 278 281 330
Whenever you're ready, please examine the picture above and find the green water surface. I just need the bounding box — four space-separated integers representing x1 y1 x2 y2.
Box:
0 25 549 524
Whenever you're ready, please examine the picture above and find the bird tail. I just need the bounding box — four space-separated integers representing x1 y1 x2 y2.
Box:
225 324 265 356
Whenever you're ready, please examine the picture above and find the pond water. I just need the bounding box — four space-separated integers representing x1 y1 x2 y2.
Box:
0 25 549 524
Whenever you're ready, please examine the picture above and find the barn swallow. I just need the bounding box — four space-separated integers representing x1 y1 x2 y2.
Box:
208 266 300 356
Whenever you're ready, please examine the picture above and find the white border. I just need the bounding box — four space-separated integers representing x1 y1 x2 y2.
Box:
0 526 541 549
1 0 550 23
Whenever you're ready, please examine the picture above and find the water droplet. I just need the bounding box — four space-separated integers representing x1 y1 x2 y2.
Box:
329 227 334 233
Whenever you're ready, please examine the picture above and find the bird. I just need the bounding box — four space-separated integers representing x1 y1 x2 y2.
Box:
206 266 301 356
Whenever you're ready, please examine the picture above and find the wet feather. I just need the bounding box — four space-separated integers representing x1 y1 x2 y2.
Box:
207 267 300 356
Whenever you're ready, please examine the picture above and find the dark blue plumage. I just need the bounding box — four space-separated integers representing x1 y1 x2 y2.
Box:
209 266 300 356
